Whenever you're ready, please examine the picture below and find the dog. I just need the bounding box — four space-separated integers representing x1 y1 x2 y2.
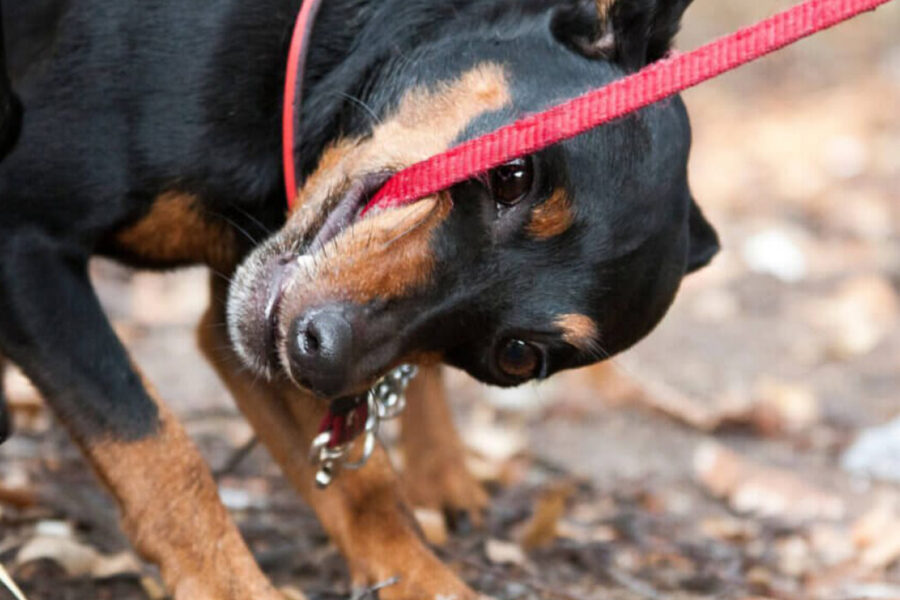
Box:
0 0 718 598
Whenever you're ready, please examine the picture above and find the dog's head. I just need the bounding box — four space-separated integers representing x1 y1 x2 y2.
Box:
228 0 718 397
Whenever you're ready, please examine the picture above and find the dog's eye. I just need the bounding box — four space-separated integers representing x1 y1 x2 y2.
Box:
490 157 534 206
496 339 542 379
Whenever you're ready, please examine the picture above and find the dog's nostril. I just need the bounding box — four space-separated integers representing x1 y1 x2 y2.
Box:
303 328 321 353
287 309 354 397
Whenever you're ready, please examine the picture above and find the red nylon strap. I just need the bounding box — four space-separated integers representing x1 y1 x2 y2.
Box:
283 0 324 209
358 0 891 214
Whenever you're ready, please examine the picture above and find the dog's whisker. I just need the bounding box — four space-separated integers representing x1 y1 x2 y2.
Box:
334 91 383 127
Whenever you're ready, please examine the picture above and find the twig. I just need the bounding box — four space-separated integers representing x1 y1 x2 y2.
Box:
214 436 259 480
0 562 29 600
351 576 401 600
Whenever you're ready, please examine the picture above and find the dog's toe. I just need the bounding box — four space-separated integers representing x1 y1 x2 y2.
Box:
403 460 490 531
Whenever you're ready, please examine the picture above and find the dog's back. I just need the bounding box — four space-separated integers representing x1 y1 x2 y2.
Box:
0 2 22 159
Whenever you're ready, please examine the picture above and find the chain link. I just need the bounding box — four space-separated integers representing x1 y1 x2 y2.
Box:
309 365 418 488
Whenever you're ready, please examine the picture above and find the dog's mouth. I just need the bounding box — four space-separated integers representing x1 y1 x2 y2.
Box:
259 171 402 391
304 171 393 255
228 170 442 399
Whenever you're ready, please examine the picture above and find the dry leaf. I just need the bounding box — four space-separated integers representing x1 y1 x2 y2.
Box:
693 443 845 521
842 416 900 484
280 586 307 600
518 482 574 550
16 530 142 580
754 379 820 433
806 275 899 359
0 484 37 510
16 536 99 577
91 552 142 579
852 498 900 570
485 539 527 567
463 423 526 463
141 576 167 600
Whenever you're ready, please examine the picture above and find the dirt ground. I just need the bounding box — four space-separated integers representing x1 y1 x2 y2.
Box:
1 2 899 599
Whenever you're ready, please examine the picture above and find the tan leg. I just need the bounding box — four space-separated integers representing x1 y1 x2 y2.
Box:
81 381 285 600
199 277 478 600
400 365 489 526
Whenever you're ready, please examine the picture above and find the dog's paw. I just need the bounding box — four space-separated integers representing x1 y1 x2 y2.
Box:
403 458 489 531
350 552 480 600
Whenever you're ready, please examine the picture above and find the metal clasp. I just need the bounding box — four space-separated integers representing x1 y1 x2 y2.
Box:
310 365 418 488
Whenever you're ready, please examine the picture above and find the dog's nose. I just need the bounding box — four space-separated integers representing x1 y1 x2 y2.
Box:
287 308 354 397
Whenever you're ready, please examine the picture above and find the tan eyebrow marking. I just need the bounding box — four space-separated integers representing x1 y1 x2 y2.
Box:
555 314 599 351
528 188 574 240
290 62 511 218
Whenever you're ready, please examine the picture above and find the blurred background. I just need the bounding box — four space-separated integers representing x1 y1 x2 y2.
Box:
1 2 898 599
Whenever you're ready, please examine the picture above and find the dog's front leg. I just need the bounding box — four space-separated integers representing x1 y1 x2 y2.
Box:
401 366 489 528
0 232 283 600
200 275 480 600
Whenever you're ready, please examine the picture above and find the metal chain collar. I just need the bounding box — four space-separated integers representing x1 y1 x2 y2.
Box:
309 365 418 488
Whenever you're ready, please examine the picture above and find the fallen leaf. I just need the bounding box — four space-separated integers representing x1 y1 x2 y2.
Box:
518 482 574 550
16 527 142 580
485 539 527 567
699 517 759 543
842 415 900 484
16 536 99 577
753 378 820 433
279 586 307 600
852 497 900 570
775 536 813 577
0 484 37 510
741 227 809 283
90 551 142 579
141 576 167 600
806 275 899 359
693 443 845 522
463 423 526 463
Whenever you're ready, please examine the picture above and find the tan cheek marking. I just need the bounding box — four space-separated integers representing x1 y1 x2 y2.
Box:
295 195 452 307
555 313 599 351
112 192 239 273
289 62 511 218
528 188 574 240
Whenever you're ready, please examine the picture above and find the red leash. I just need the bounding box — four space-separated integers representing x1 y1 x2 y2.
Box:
284 0 892 213
363 0 891 213
283 0 324 208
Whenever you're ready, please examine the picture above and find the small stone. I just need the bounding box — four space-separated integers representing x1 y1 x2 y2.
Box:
842 416 900 484
485 539 527 567
754 378 820 432
822 135 869 180
775 536 812 577
742 228 808 283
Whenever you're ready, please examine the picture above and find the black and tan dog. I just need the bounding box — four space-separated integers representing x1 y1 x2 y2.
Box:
0 0 718 598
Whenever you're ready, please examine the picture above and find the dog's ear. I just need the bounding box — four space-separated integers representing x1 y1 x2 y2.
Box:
686 197 719 274
552 0 694 70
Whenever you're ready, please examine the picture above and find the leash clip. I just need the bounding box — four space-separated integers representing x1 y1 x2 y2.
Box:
310 365 418 488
